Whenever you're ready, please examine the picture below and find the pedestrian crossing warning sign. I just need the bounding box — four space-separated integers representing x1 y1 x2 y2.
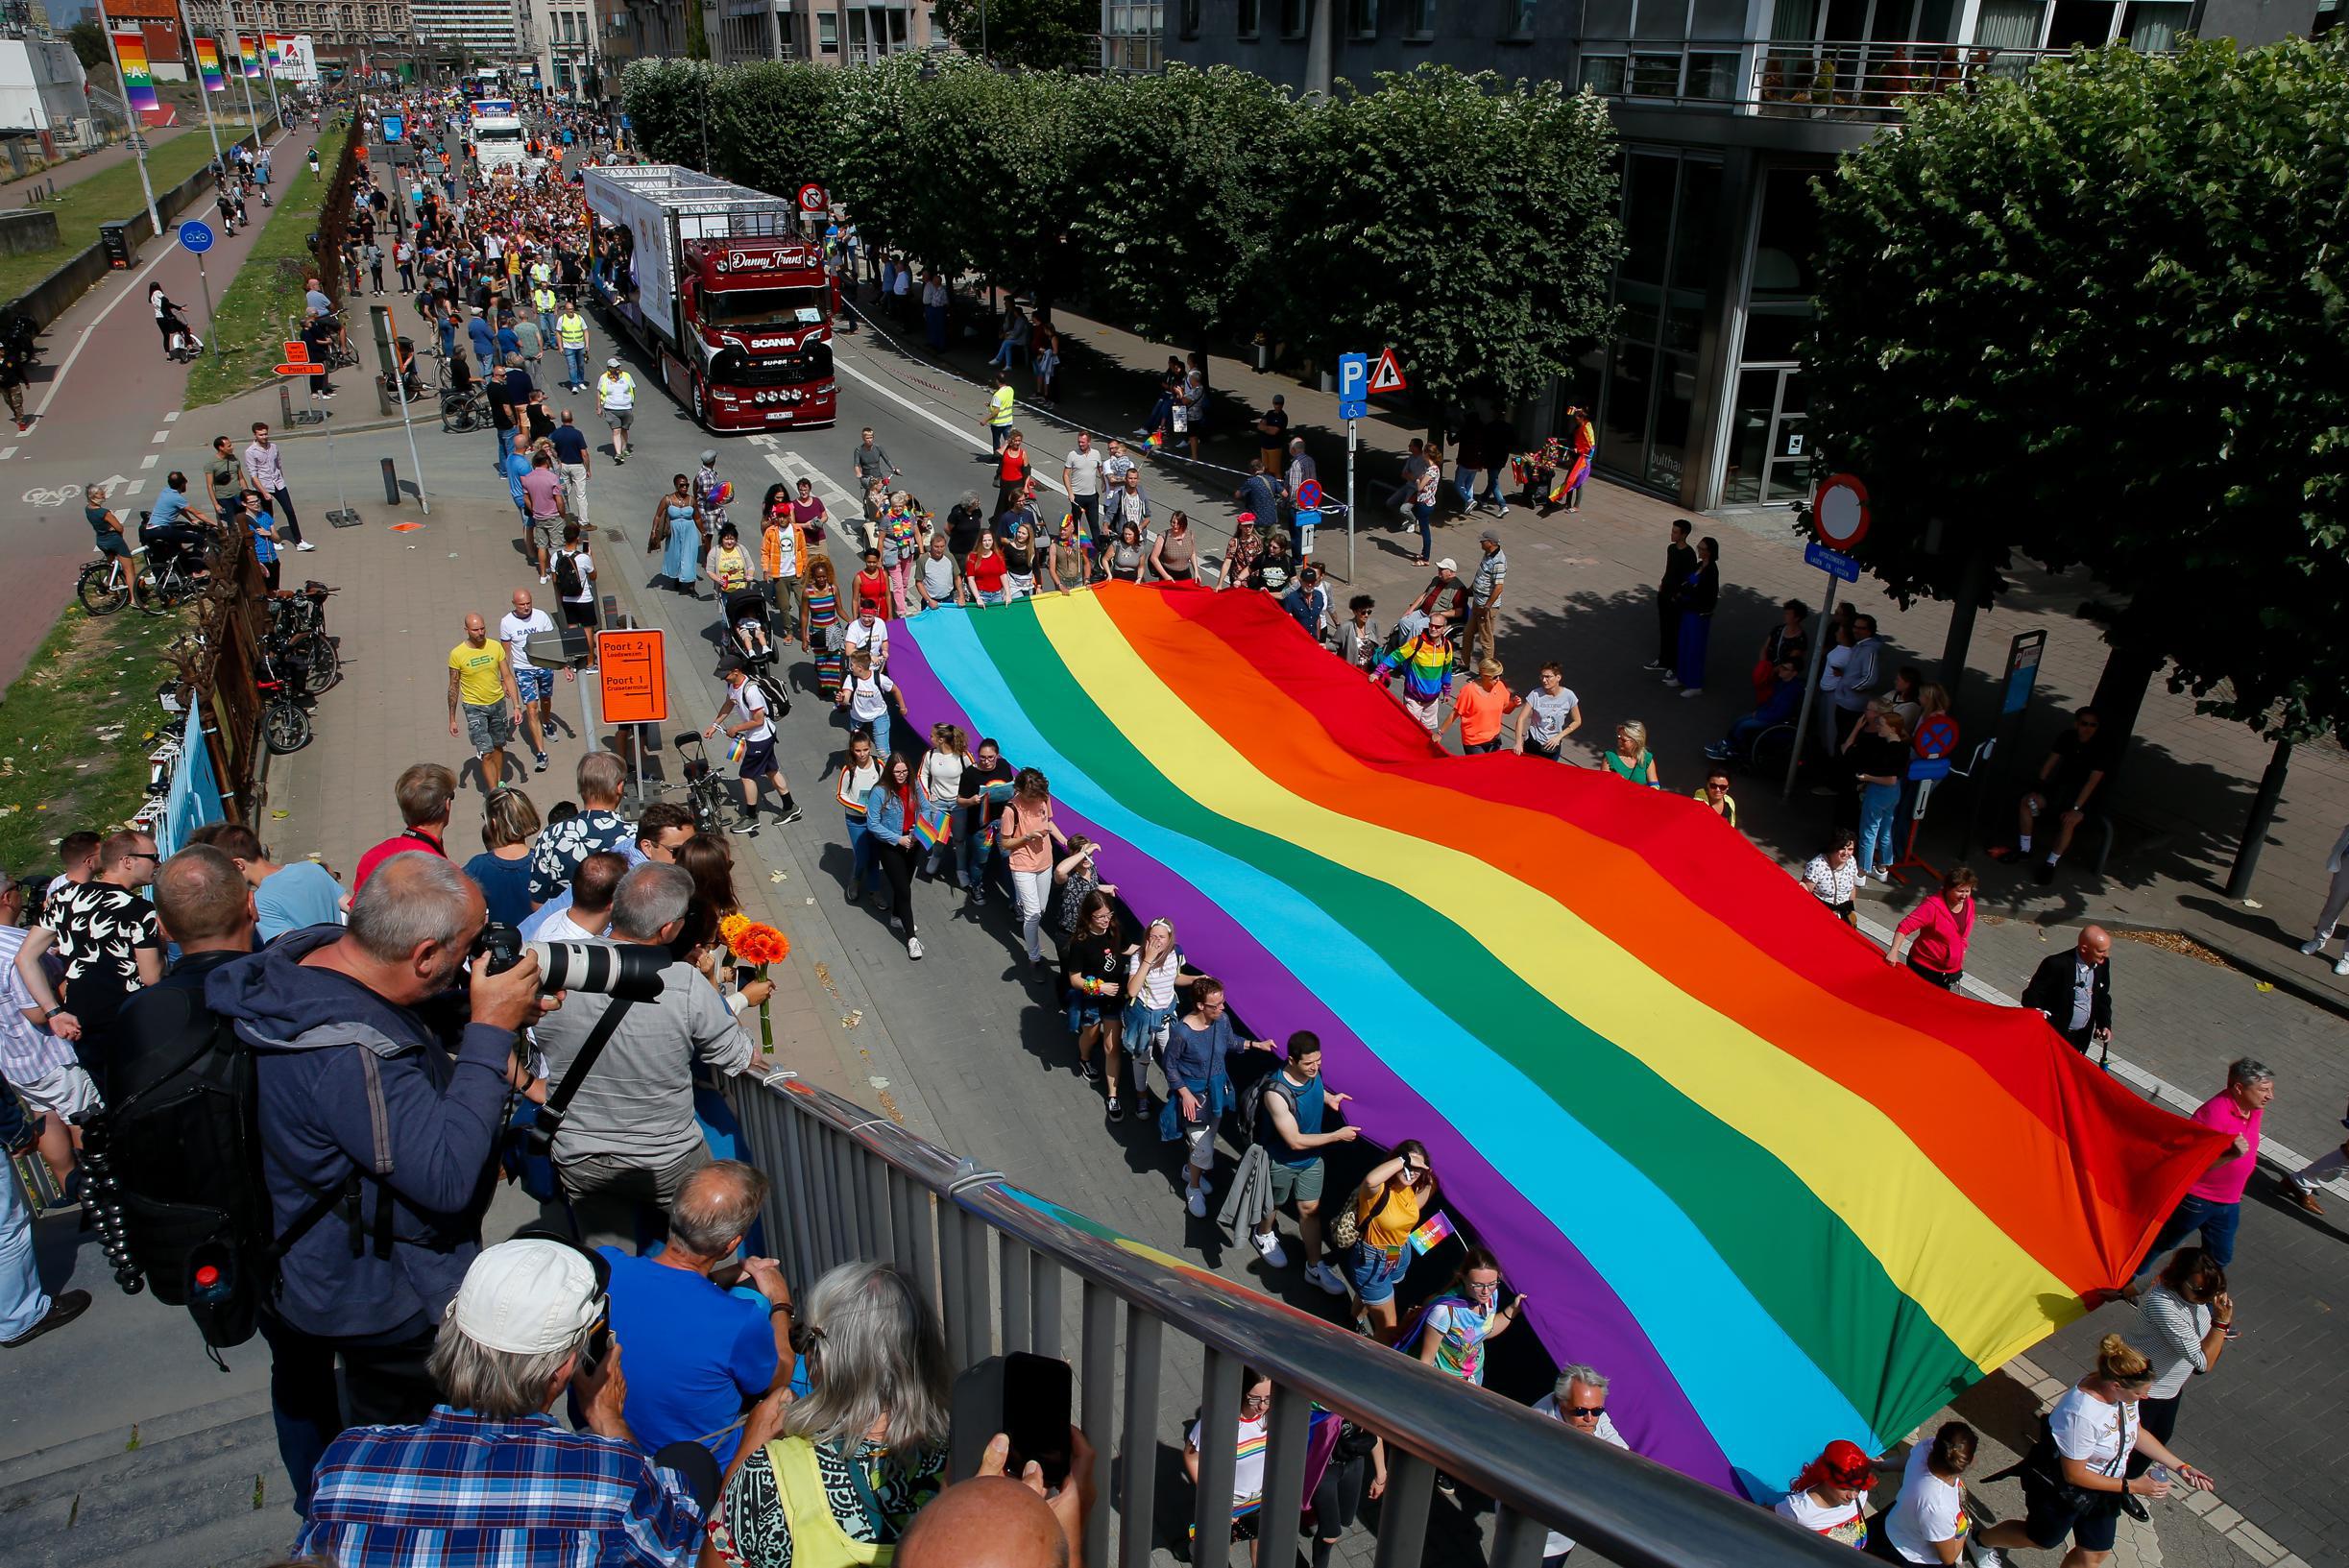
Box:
597 629 667 724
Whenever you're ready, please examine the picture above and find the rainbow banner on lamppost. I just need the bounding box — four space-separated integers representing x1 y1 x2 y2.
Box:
234 33 262 78
195 36 226 92
110 30 158 111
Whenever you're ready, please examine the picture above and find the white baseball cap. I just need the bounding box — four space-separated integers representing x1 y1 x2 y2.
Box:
449 1239 605 1355
1436 557 1458 572
606 356 620 369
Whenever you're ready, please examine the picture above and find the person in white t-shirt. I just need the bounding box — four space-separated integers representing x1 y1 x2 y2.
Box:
836 650 900 760
705 660 801 836
1183 1367 1272 1545
1531 1364 1629 1564
1879 1422 1975 1565
843 602 889 670
1773 1438 1877 1549
497 588 559 772
550 520 598 635
1967 1335 2213 1568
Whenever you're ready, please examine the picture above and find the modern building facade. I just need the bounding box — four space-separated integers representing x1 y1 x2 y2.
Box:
684 0 933 63
181 0 416 64
1167 0 2330 510
411 0 522 60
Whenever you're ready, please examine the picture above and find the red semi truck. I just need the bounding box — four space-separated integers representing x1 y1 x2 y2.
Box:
581 164 836 432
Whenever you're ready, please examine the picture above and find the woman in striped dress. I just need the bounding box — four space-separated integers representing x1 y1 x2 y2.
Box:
800 553 844 699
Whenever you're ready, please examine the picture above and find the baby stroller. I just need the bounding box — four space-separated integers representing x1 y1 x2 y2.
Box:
163 308 205 362
723 587 791 722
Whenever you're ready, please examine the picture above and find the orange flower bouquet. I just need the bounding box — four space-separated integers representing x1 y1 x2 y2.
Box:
718 914 791 1052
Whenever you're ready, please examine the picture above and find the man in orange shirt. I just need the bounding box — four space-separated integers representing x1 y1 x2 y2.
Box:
1442 659 1518 755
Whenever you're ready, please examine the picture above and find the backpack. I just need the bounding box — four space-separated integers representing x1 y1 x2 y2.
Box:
1234 1073 1296 1155
85 984 391 1355
553 547 583 599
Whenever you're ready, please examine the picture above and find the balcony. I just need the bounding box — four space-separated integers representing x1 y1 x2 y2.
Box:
1577 37 2072 123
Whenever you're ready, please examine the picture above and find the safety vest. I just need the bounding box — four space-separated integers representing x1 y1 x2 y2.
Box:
988 384 1014 428
534 284 557 315
556 313 587 349
598 372 634 409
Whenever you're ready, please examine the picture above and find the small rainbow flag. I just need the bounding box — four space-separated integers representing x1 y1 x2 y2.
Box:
1407 1211 1456 1255
110 31 157 111
911 807 953 851
1145 430 1165 449
195 37 225 92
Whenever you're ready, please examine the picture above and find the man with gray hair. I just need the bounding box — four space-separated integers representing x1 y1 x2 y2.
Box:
206 850 553 1514
295 1237 715 1566
531 862 754 1248
1531 1363 1628 1563
2134 1057 2273 1279
600 1159 794 1462
528 750 634 908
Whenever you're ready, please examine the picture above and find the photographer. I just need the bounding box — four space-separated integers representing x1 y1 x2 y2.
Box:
531 862 753 1248
205 852 552 1513
295 1238 715 1568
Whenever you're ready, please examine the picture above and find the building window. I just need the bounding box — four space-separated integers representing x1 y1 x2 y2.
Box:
1580 53 1625 92
1280 0 1307 34
817 10 836 47
1406 0 1434 33
1238 0 1259 34
1348 0 1376 36
1505 0 1535 34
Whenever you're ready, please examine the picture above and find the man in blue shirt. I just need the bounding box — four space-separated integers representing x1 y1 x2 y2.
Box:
188 821 346 943
140 471 212 562
465 306 496 374
599 1161 792 1464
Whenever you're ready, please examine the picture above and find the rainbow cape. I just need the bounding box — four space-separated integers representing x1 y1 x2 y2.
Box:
888 584 2223 1497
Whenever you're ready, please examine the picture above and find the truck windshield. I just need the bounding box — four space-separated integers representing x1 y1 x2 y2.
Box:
702 285 831 329
475 126 522 142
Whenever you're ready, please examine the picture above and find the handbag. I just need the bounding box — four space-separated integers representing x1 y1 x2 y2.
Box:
1325 1180 1392 1253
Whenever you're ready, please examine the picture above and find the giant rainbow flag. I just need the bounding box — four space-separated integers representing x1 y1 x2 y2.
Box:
888 583 2224 1497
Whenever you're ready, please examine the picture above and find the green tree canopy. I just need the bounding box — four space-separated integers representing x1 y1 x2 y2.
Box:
1806 37 2349 742
65 18 109 72
932 0 1097 71
1273 66 1623 412
709 61 839 198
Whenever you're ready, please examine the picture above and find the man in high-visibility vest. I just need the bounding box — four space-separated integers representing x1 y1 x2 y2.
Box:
982 371 1015 457
532 279 559 350
597 358 635 464
555 305 590 392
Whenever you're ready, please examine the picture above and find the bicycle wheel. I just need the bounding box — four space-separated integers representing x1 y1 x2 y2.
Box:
78 564 129 615
132 571 171 616
264 699 312 754
301 635 341 695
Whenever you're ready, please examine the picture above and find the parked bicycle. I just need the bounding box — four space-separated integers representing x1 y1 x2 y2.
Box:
76 538 210 617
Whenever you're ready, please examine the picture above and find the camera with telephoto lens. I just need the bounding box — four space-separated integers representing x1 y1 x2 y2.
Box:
472 924 668 1004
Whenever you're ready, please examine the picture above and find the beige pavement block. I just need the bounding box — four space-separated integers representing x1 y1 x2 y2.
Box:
2182 1488 2221 1516
2225 1529 2279 1566
2203 1505 2242 1533
2229 1522 2286 1558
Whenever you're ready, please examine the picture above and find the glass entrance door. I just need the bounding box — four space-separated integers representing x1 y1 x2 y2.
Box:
1721 365 1810 504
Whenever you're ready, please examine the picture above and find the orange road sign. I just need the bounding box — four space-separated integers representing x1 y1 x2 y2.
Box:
597 629 667 724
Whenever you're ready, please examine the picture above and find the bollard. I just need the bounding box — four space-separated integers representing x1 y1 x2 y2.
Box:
279 382 294 427
380 456 399 505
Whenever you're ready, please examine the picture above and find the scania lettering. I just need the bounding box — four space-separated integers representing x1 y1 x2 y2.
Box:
580 164 837 433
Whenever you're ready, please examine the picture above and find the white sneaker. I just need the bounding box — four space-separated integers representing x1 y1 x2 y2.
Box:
908 936 924 960
295 541 317 551
1250 1230 1288 1267
2301 936 2328 955
1680 687 1703 698
1660 672 1681 688
1304 1262 1347 1296
1185 1187 1206 1218
2336 955 2349 977
1962 1541 2006 1568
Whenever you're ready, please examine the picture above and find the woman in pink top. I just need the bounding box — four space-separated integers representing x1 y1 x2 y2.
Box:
2130 1058 2272 1275
1883 864 1977 989
1000 767 1070 976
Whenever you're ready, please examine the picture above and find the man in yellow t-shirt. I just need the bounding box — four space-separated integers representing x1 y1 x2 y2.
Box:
982 371 1015 456
447 612 522 789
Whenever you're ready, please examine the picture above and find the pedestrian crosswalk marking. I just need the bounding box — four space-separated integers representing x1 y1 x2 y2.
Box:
764 449 869 554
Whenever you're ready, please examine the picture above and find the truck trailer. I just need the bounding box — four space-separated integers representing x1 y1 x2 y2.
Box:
581 164 836 433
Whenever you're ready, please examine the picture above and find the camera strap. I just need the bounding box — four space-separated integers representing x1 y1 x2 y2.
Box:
530 997 639 1152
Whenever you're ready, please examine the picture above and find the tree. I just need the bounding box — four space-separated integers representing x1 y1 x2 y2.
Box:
65 18 109 73
1805 38 2349 749
932 0 1096 72
620 58 714 167
685 0 711 61
709 61 837 197
1271 66 1623 415
1076 66 1295 358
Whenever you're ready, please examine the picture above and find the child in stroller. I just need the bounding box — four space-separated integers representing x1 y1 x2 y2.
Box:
722 586 792 723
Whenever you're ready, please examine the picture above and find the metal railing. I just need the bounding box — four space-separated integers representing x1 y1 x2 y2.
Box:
726 1065 1849 1568
1577 37 2071 120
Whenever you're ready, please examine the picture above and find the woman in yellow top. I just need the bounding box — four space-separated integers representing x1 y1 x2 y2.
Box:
1343 1140 1440 1344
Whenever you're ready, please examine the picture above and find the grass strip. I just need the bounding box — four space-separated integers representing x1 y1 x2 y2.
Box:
0 600 187 877
0 124 254 306
183 125 349 410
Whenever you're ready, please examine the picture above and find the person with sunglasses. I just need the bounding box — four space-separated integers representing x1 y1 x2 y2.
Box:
12 828 164 1101
1182 1366 1278 1547
295 1237 717 1568
1531 1364 1629 1563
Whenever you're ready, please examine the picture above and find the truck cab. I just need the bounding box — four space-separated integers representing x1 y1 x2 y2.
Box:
679 241 836 430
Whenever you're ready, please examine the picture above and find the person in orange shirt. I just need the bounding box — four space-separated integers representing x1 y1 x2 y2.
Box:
1442 659 1518 755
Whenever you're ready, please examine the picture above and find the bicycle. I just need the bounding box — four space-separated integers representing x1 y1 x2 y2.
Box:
76 542 206 617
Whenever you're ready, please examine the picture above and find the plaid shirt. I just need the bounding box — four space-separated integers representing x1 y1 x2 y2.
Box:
293 1406 704 1568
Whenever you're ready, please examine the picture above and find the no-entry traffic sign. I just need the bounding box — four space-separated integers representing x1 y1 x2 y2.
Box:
597 628 668 724
1812 472 1871 549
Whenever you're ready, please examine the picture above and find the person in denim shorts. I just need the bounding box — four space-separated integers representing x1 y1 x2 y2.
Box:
1343 1141 1440 1344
